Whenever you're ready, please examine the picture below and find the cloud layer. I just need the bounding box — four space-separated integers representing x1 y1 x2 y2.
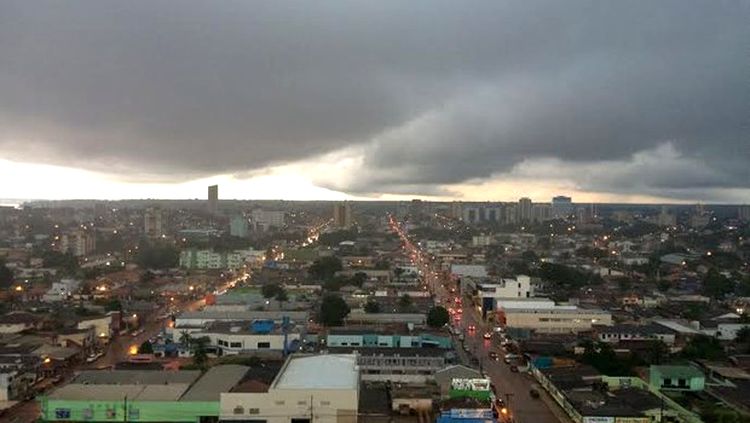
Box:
1 1 748 200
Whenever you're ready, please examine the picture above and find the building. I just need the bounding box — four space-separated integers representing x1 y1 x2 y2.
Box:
43 278 81 302
333 202 353 229
434 365 483 399
649 365 705 392
551 196 574 219
251 209 285 231
739 205 750 222
143 207 165 238
220 354 359 423
173 311 309 332
196 320 301 356
497 301 612 334
477 276 533 317
229 215 249 238
597 323 677 346
329 347 447 384
58 229 95 257
326 328 452 349
179 249 254 270
517 198 533 222
208 184 219 215
41 366 249 422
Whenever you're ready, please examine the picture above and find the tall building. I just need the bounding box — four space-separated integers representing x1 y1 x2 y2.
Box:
449 201 463 220
333 202 353 229
517 197 533 222
657 206 676 227
230 215 249 238
250 209 285 231
59 229 96 257
551 196 574 218
207 185 219 215
144 207 164 238
739 205 750 222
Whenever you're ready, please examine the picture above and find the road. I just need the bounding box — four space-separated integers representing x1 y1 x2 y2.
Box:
389 215 570 423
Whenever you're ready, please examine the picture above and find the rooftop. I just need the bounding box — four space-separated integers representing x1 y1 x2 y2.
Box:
70 369 202 385
273 354 358 390
180 365 249 401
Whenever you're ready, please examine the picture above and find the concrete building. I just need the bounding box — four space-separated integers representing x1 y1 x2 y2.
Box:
179 249 253 270
196 320 301 355
251 209 286 231
329 347 447 385
517 197 533 222
41 366 248 422
497 301 612 334
143 207 165 238
229 215 249 238
477 275 533 317
208 184 219 215
333 202 353 229
739 205 750 222
220 354 359 423
57 229 95 257
43 278 81 302
551 196 574 218
174 311 309 332
326 328 452 349
649 365 705 392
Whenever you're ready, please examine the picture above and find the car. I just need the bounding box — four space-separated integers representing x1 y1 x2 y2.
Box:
510 365 519 372
468 324 475 331
488 351 498 360
530 387 541 399
483 332 492 340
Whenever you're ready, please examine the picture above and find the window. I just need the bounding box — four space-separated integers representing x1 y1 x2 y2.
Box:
55 409 71 419
320 401 331 406
297 401 307 406
340 342 348 346
275 401 286 405
257 342 270 349
248 408 260 415
663 378 672 387
234 406 245 415
230 342 242 348
291 419 311 423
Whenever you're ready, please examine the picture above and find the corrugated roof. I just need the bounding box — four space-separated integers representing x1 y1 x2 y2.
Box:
180 365 249 401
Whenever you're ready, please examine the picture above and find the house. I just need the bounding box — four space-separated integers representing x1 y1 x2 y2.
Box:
649 365 705 392
597 323 677 346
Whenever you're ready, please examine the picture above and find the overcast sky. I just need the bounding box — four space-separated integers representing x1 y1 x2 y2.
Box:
1 1 748 202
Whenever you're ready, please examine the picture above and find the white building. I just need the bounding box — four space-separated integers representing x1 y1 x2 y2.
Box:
450 264 488 279
497 300 612 334
221 354 359 423
180 249 260 270
195 321 301 355
43 278 81 302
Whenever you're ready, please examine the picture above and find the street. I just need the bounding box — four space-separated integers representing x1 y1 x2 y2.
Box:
389 216 570 423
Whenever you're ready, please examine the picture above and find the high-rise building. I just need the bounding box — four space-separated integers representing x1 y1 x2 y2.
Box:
551 196 574 218
59 229 96 257
449 202 463 220
251 209 285 231
739 205 750 222
333 202 353 229
144 207 164 238
230 215 249 238
657 206 676 227
207 185 219 215
517 197 533 222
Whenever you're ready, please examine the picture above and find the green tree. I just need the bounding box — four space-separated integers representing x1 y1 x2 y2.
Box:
645 340 669 365
427 306 450 328
364 299 381 313
580 341 636 375
138 341 154 354
682 335 725 360
397 294 414 312
308 256 343 281
702 269 734 300
319 294 350 326
275 288 289 308
191 336 210 369
0 259 13 289
262 283 282 299
105 299 122 312
135 243 179 269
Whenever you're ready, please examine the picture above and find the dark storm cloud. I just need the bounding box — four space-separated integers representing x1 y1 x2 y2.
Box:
0 1 748 198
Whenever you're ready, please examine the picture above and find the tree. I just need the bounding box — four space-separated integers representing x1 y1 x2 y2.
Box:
645 340 669 365
135 243 179 269
351 272 368 287
702 269 734 300
262 283 282 299
138 341 154 354
682 335 725 360
275 288 289 308
308 256 343 281
0 260 13 289
192 336 210 369
319 294 350 326
364 299 381 313
105 299 122 312
179 331 192 348
397 294 413 312
394 267 405 282
427 306 450 328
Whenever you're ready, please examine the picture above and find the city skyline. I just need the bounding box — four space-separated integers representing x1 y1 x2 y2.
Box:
1 1 748 203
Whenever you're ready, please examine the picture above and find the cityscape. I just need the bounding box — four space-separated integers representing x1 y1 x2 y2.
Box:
1 2 749 423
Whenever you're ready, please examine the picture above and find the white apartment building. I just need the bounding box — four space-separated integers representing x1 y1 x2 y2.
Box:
499 304 612 334
220 355 358 423
180 249 259 270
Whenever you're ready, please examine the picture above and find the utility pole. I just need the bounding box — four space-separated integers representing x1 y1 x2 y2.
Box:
123 395 128 423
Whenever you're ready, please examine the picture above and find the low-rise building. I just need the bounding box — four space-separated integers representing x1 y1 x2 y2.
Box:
220 354 358 423
497 302 612 334
649 365 705 392
196 320 301 355
326 327 452 349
